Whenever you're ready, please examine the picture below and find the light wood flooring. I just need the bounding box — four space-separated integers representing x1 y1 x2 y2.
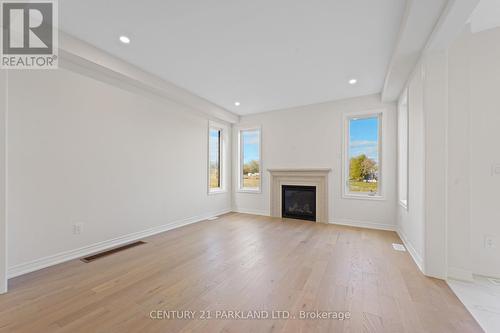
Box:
0 213 482 332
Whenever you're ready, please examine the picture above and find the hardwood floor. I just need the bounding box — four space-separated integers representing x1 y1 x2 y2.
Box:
0 213 482 332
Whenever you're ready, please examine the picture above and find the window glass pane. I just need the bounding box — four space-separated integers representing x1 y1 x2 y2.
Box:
209 128 221 189
241 129 260 189
348 116 379 194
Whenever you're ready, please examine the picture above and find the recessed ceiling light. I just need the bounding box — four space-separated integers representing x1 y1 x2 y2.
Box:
349 79 358 85
119 35 131 44
234 102 241 106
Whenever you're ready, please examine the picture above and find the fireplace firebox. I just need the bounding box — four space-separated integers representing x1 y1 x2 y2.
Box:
281 185 316 221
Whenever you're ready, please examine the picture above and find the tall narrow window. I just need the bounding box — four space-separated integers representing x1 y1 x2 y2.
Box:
208 127 222 191
398 90 408 207
239 128 261 191
345 113 382 197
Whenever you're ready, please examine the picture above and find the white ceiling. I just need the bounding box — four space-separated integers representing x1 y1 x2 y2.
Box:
470 0 500 33
381 0 449 102
59 0 406 115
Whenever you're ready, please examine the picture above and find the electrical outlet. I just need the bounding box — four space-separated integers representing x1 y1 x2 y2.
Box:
492 164 500 176
73 223 83 235
484 235 497 249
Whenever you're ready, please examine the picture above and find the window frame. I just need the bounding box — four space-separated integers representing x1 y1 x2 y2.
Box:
207 121 227 195
398 89 409 209
237 126 262 193
342 109 384 200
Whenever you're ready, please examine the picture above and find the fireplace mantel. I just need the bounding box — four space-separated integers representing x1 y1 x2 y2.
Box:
268 168 331 223
267 168 331 175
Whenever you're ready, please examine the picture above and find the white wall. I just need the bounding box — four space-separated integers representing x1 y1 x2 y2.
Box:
0 70 7 292
398 50 458 279
400 25 500 280
396 50 450 279
397 65 426 271
6 67 232 275
233 94 398 229
468 27 500 278
445 26 500 279
447 27 473 280
422 50 448 279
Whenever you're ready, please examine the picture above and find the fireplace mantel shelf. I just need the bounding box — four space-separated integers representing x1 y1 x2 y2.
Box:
267 168 332 173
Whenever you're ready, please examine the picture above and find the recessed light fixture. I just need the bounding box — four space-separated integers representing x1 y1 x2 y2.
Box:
349 79 358 85
119 35 131 44
234 102 241 106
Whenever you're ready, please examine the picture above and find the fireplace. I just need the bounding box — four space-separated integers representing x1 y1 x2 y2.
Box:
282 185 316 221
269 169 330 223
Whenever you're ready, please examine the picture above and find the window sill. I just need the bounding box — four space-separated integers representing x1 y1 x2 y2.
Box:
237 188 261 194
208 189 227 195
342 193 385 201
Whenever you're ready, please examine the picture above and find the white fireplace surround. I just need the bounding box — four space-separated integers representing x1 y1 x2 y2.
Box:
268 168 331 223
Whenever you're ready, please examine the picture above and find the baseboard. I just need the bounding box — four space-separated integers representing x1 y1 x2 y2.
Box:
232 207 270 217
7 208 231 279
396 227 424 273
447 267 473 282
330 218 397 231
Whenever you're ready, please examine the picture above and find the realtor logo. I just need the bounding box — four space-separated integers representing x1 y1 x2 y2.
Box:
1 0 58 69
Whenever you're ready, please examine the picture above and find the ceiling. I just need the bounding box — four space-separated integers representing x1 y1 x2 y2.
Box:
470 0 500 33
59 0 406 115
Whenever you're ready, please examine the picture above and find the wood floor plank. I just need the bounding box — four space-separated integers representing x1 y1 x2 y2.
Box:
0 213 483 332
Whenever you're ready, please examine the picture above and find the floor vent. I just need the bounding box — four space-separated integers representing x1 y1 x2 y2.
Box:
392 243 406 252
81 241 146 263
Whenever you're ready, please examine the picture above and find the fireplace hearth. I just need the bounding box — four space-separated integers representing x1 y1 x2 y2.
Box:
282 185 316 221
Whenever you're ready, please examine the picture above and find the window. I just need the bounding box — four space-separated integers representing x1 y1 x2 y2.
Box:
208 125 224 193
398 90 408 208
239 127 261 191
344 112 382 197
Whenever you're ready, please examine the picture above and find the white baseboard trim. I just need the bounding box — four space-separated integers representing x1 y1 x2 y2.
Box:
232 208 270 217
396 227 424 273
7 208 231 279
447 267 473 282
329 218 396 231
